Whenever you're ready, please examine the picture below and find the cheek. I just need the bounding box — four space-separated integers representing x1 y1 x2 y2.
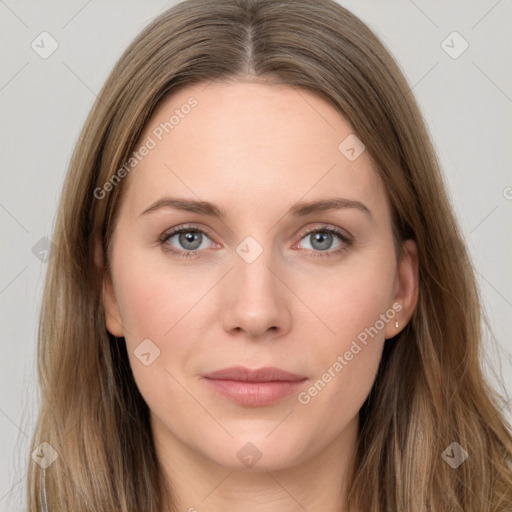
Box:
113 242 204 341
111 249 215 393
116 274 173 340
292 247 395 415
113 270 200 420
294 247 396 350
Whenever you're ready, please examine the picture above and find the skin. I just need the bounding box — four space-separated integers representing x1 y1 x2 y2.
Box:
99 80 418 512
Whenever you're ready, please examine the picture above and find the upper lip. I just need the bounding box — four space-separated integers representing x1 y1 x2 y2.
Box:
202 366 307 382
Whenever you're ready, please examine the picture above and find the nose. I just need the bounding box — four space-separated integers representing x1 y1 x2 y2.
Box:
221 243 292 340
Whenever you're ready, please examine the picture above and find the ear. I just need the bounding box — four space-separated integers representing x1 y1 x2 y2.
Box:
94 237 124 337
384 239 419 339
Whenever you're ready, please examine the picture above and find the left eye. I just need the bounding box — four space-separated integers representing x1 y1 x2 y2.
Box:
296 227 347 252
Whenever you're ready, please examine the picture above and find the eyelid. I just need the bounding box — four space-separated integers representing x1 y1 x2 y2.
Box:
294 223 352 243
159 222 214 239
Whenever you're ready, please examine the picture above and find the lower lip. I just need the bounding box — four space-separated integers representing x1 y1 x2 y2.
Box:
201 378 307 407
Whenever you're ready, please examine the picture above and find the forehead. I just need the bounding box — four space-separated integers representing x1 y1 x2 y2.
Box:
119 80 386 220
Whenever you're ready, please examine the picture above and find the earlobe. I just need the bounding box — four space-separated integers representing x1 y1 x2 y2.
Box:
385 239 419 339
94 236 124 337
102 276 124 337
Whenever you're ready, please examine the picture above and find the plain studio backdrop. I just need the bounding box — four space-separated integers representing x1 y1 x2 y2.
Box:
0 1 511 510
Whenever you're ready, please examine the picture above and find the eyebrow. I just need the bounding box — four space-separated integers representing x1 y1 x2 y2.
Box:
139 196 373 219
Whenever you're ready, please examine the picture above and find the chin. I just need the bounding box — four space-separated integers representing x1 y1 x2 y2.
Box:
200 433 311 472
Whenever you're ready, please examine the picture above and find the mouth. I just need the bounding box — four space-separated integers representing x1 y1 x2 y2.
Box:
201 366 308 407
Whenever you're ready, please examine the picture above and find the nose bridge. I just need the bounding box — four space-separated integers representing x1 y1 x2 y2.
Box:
221 233 291 337
234 234 280 305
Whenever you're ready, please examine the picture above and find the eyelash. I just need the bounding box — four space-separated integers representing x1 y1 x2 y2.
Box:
159 223 353 259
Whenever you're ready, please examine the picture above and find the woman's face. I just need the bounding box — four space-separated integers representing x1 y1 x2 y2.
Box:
101 80 417 472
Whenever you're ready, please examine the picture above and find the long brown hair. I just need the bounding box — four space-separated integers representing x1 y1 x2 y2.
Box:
27 0 512 510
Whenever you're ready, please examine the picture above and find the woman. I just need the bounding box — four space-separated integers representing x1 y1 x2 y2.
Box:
27 0 512 510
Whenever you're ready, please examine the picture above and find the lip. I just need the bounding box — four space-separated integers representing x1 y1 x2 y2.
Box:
201 366 308 407
203 366 306 382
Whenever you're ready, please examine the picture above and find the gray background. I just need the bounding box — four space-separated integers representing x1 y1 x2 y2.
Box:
1 1 511 510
